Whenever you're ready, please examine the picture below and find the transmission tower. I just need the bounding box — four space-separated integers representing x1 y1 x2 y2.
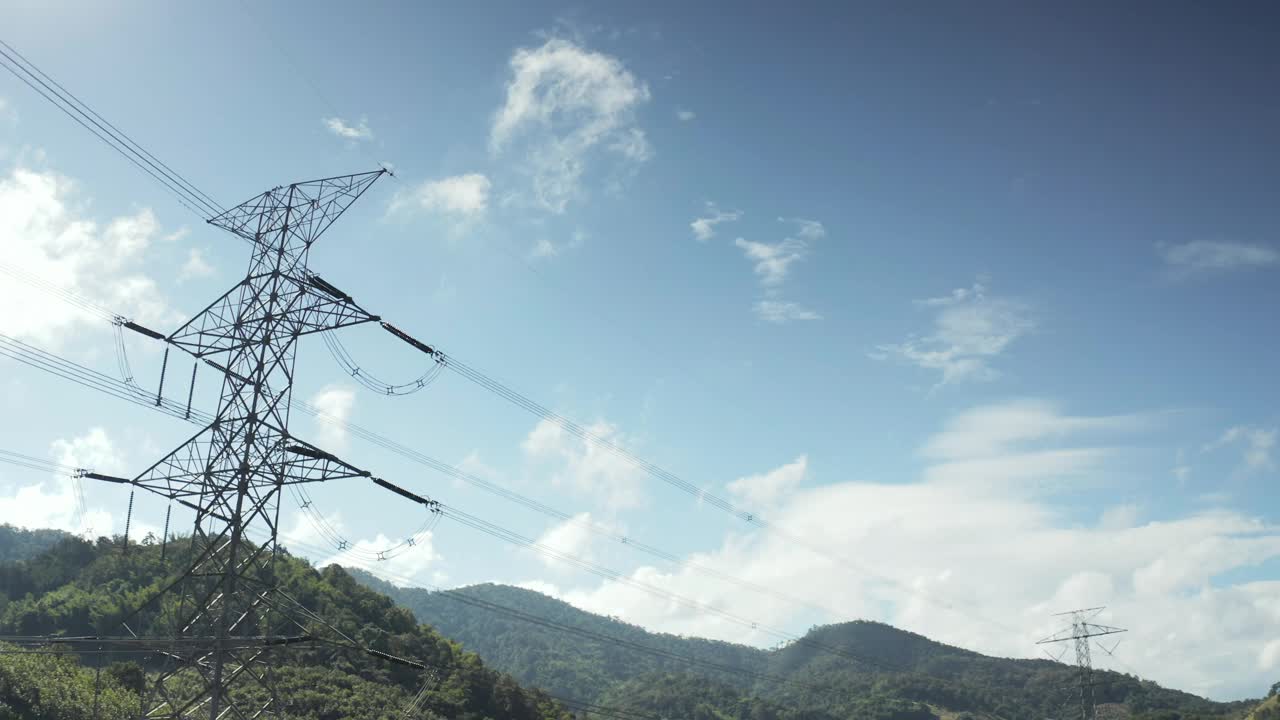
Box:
82 170 417 719
1037 607 1127 720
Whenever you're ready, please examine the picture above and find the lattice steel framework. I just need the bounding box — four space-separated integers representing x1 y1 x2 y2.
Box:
1037 607 1127 720
120 171 387 719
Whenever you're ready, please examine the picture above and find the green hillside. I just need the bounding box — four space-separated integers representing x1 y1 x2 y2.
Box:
1245 690 1279 720
353 573 1259 720
0 529 568 720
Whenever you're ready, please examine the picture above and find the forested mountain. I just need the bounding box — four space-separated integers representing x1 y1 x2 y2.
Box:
0 523 1263 720
353 573 1262 720
0 527 568 720
0 523 69 563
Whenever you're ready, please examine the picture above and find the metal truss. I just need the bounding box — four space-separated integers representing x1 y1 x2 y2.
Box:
107 170 388 719
1037 607 1127 720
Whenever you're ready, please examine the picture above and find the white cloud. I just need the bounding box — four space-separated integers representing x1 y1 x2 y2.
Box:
875 280 1034 386
727 455 808 507
1261 638 1280 671
921 399 1144 462
609 127 653 163
1160 240 1278 275
690 202 741 242
752 300 821 324
0 164 177 347
735 237 808 287
310 384 356 451
532 512 615 572
522 417 645 512
530 228 586 260
178 247 215 280
390 173 491 217
323 116 374 141
549 400 1280 701
282 510 440 586
781 217 826 241
1205 425 1277 473
0 428 120 536
676 109 696 122
490 38 651 213
327 532 439 585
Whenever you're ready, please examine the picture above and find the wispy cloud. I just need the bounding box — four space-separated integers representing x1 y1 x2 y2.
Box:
874 280 1034 386
530 228 587 260
178 247 215 281
729 217 825 323
781 217 826 241
690 202 741 241
676 109 696 122
735 237 808 286
322 116 373 141
523 417 645 512
753 299 821 324
389 173 491 217
1160 240 1279 276
1204 425 1276 473
490 38 651 213
310 384 356 451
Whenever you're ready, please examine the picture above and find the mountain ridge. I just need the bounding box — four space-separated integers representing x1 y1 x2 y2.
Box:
351 571 1262 720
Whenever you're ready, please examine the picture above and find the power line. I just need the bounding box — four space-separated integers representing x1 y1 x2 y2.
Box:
5 270 923 670
2 267 858 630
0 326 908 677
6 171 396 720
383 323 1024 637
0 38 224 220
1 30 1014 645
255 531 890 698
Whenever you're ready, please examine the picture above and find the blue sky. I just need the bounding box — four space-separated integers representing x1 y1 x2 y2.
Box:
2 0 1278 701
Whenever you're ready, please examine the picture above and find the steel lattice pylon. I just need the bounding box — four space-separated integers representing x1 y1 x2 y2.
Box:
124 171 386 719
1037 607 1127 720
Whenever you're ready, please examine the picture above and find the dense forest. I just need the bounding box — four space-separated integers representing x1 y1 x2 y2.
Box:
0 525 567 720
0 525 1269 720
353 574 1266 720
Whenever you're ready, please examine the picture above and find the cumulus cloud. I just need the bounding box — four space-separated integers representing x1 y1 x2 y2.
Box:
323 116 373 141
752 300 821 324
523 417 645 512
727 455 808 507
390 173 491 217
532 512 617 572
1160 240 1278 276
0 428 121 536
490 38 651 213
282 511 440 586
690 202 741 242
1204 425 1277 473
310 384 356 451
0 164 177 346
547 399 1280 701
875 280 1034 386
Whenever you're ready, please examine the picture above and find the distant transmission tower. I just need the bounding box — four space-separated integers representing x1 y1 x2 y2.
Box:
82 170 423 719
1037 607 1127 720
